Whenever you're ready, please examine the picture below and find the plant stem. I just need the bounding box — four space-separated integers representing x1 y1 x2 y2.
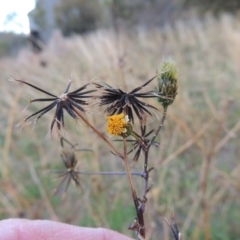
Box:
148 106 168 150
142 150 150 206
123 138 138 203
135 106 168 238
123 137 145 238
53 170 143 176
75 110 124 159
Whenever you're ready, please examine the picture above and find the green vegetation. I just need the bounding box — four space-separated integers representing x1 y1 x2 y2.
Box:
54 0 102 36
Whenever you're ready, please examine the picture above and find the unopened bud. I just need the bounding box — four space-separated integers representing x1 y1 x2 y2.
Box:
157 57 178 107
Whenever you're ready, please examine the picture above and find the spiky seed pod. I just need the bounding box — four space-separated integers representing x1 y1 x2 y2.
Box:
94 76 158 124
54 138 92 195
54 148 82 195
11 78 95 133
157 58 178 107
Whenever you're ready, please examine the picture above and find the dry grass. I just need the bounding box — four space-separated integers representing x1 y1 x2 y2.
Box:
0 14 240 239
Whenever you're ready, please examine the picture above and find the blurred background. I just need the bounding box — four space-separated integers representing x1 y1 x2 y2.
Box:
0 0 240 239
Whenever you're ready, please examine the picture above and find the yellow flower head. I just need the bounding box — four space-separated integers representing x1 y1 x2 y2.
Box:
106 113 131 137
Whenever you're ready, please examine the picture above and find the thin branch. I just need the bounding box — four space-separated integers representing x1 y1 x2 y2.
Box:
52 170 143 176
74 109 124 159
148 106 168 150
122 137 143 237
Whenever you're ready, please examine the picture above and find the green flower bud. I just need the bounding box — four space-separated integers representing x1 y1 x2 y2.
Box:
157 58 178 107
121 123 133 138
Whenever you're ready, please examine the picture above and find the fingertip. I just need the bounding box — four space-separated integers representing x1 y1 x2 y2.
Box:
0 219 133 240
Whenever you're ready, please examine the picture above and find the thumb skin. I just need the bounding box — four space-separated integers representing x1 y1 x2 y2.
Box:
0 219 134 240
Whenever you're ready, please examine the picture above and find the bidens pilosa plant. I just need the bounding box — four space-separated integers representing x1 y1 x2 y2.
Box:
11 57 181 240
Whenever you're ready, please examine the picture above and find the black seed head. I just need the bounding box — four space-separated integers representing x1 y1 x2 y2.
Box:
12 78 95 133
94 76 159 124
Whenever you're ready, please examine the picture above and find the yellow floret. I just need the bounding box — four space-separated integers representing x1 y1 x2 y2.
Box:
106 113 128 136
